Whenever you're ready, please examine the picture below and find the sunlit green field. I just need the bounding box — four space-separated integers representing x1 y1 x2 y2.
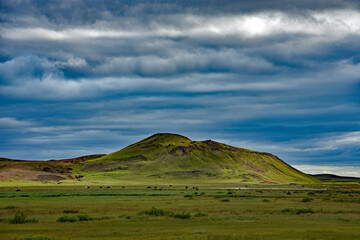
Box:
1 184 360 240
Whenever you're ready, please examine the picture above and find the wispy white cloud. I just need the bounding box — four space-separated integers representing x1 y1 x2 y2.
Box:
1 57 360 100
1 28 137 41
92 49 276 76
332 131 360 145
3 10 360 41
298 131 360 152
294 165 360 177
55 57 88 68
0 117 33 128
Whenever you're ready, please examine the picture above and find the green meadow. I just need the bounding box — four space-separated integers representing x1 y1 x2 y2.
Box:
1 184 360 240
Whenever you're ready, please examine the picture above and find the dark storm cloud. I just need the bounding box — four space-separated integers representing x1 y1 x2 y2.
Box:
0 0 359 176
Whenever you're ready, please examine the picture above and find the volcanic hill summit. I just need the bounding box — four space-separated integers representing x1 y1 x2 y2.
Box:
84 133 315 183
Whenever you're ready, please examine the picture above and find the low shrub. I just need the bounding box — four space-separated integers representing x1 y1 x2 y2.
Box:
63 209 78 214
194 211 208 217
9 211 38 224
281 208 315 215
173 212 191 219
57 216 77 222
77 215 93 221
294 208 315 214
184 194 193 197
281 208 292 213
140 207 192 219
262 199 270 202
141 207 171 216
221 199 230 202
302 197 314 202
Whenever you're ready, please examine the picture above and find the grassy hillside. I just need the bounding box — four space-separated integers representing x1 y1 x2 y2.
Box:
83 133 317 184
0 133 318 184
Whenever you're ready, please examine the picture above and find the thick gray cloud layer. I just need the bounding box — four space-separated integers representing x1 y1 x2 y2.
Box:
1 0 359 176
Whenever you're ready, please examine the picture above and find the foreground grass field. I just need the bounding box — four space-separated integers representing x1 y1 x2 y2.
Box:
0 184 360 240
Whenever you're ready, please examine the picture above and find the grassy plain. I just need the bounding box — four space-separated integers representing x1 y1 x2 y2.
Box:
1 184 360 240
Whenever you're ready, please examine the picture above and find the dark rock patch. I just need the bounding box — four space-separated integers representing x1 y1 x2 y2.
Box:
37 175 67 181
169 146 193 155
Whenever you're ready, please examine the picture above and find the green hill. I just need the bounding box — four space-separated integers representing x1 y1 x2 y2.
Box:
83 133 316 184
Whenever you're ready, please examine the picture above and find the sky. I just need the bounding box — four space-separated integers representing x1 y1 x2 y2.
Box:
0 0 359 177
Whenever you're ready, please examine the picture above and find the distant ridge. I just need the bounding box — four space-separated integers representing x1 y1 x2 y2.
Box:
312 174 360 180
0 154 106 163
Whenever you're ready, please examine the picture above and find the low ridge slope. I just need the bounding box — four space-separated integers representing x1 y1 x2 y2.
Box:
85 133 316 183
0 154 105 182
